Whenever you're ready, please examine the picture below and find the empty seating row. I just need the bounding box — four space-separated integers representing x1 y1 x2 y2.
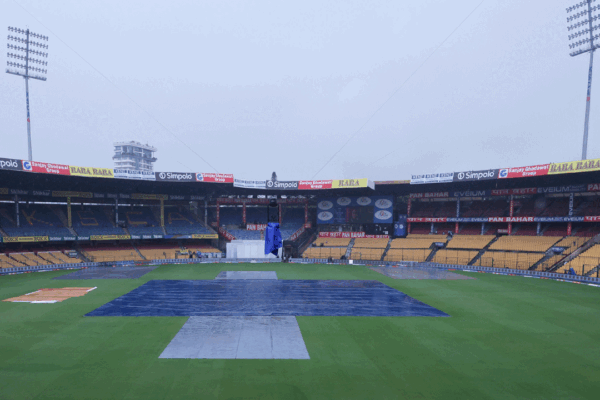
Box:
432 250 479 265
83 247 142 262
302 247 346 259
313 238 351 247
353 238 389 249
488 236 561 252
477 252 544 270
350 248 384 261
446 235 495 249
384 249 431 263
389 237 445 249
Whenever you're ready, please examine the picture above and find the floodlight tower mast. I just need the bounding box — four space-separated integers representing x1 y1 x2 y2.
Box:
5 26 49 161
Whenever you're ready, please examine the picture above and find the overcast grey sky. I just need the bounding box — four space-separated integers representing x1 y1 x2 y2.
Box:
0 0 594 181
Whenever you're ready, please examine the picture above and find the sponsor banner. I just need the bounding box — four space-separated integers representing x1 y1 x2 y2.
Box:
452 190 491 198
10 189 29 196
90 234 131 241
498 164 550 179
410 172 454 185
407 218 447 223
409 192 449 199
48 236 77 241
588 183 600 192
52 191 93 198
2 236 49 243
317 196 393 224
266 180 299 190
0 188 8 195
447 218 489 223
131 193 169 200
0 158 22 171
331 178 373 190
374 180 410 185
218 227 235 241
318 232 389 239
191 234 219 239
168 195 186 201
76 236 90 241
155 172 195 182
289 225 306 241
537 184 587 194
114 169 156 181
247 224 268 231
488 217 536 223
453 169 499 182
32 190 51 197
233 179 266 189
585 216 600 222
196 173 234 183
491 188 537 196
298 180 333 190
536 217 585 222
22 161 70 175
69 166 114 178
549 158 600 175
394 215 407 237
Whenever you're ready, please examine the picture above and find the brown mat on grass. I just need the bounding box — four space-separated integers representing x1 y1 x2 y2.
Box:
3 287 96 303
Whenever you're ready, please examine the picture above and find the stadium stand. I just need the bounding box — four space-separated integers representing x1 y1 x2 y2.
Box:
351 247 384 260
165 208 213 235
558 245 600 275
72 207 126 236
488 236 561 252
303 247 346 259
446 235 495 249
124 207 163 235
389 235 446 249
433 250 479 265
0 204 73 237
353 238 389 248
478 252 545 270
313 238 351 247
384 249 430 262
81 246 143 262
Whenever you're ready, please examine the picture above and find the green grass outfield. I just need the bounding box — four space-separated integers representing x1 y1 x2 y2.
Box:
1 263 600 400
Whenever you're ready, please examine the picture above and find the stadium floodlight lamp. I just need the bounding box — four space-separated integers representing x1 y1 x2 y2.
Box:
567 0 600 160
5 26 49 161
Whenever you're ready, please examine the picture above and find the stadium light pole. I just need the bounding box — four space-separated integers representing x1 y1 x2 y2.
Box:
6 26 49 161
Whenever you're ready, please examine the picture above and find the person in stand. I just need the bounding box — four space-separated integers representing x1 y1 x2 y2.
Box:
196 250 202 259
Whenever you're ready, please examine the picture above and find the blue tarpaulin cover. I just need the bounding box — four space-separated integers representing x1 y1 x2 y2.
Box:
265 222 282 256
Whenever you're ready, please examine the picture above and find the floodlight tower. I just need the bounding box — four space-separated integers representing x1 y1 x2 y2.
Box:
5 26 49 161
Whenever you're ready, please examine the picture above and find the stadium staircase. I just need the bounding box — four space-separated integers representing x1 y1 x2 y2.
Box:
149 207 168 235
469 236 499 265
345 239 355 259
529 252 557 271
548 234 600 272
190 212 217 234
50 206 78 236
133 244 146 260
584 265 600 277
0 227 7 238
103 208 117 227
7 255 26 267
425 246 439 262
380 238 393 261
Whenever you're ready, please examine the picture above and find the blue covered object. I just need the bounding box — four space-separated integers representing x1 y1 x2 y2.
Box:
85 279 449 317
264 222 282 256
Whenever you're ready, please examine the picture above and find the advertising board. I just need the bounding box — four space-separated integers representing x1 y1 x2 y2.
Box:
410 172 454 184
498 164 549 179
233 179 266 189
90 235 131 241
549 158 600 175
22 161 70 175
0 158 22 171
318 232 389 238
453 169 499 182
317 196 394 224
69 166 114 178
196 173 234 183
155 172 195 182
114 169 156 180
298 180 333 190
